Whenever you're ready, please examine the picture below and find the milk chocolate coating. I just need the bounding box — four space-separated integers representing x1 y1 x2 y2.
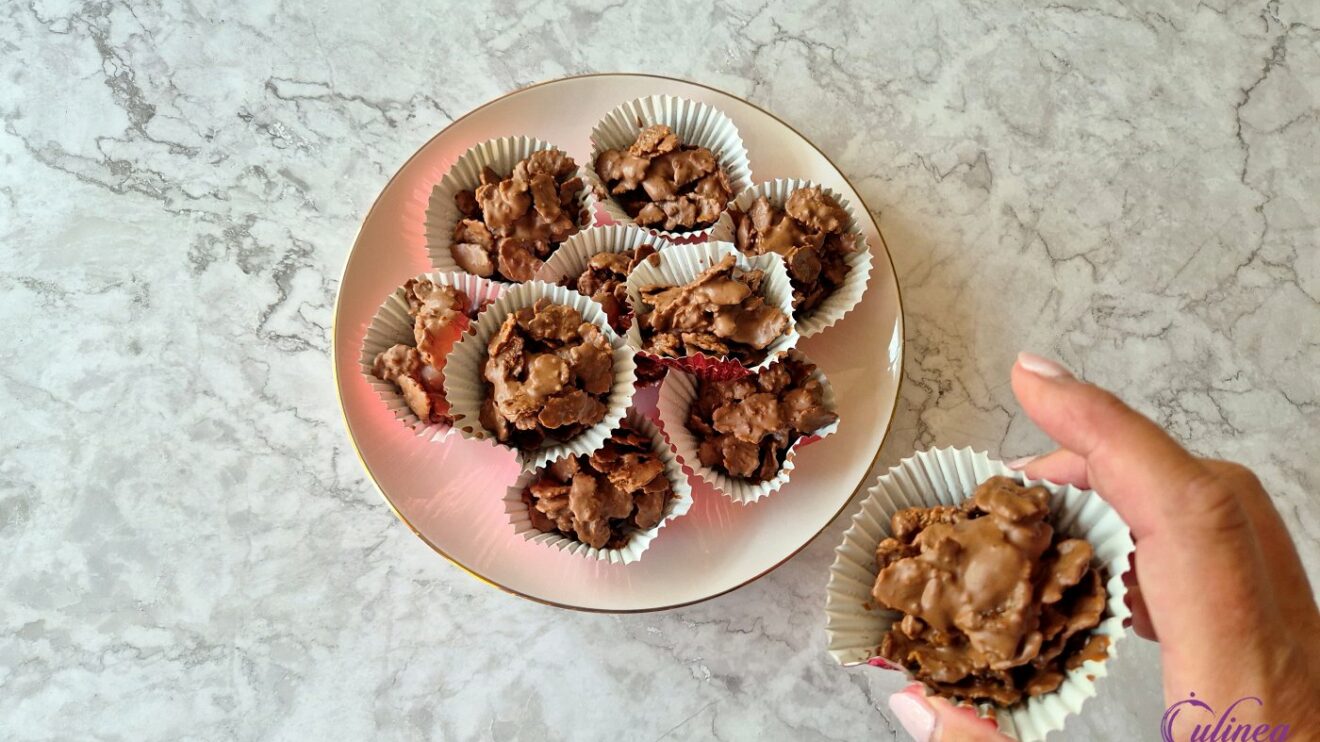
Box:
872 476 1110 706
686 355 836 482
479 299 615 450
451 149 586 282
557 243 659 333
636 253 790 365
728 187 860 314
522 421 674 549
595 124 734 233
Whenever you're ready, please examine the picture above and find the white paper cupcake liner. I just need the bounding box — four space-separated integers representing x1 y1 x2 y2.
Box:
502 409 694 564
533 224 671 287
824 447 1134 742
709 178 873 337
587 95 753 241
654 348 839 505
443 280 638 472
623 241 800 377
425 136 596 280
359 272 507 442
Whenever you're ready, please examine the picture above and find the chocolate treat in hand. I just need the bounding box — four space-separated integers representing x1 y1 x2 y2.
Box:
373 279 472 425
595 124 733 233
522 421 674 549
727 187 860 314
451 149 587 282
479 299 616 450
687 355 836 482
558 242 660 332
872 476 1110 707
636 253 790 365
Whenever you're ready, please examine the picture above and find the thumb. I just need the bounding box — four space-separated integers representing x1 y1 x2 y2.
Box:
887 685 1008 742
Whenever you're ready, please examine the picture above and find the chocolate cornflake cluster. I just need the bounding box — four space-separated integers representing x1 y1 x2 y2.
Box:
373 280 472 424
523 421 674 548
636 254 790 364
558 242 660 332
872 476 1110 707
595 124 734 233
688 356 837 482
451 149 587 282
728 187 861 314
480 299 616 450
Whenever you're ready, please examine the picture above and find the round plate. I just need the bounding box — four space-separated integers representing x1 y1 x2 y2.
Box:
332 74 904 612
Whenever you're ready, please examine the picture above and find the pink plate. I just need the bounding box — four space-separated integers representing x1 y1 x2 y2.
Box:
332 74 904 612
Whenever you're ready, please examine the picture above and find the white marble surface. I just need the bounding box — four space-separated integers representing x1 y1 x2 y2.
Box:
2 1 1317 740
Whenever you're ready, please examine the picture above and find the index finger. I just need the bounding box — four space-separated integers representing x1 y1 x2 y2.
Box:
1011 353 1293 693
1010 353 1249 542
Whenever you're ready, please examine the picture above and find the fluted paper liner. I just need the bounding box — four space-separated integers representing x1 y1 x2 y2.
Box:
534 224 671 287
709 179 873 337
587 95 753 241
359 272 506 442
425 136 596 280
824 447 1134 742
502 409 694 564
624 241 800 378
443 280 638 472
655 348 839 505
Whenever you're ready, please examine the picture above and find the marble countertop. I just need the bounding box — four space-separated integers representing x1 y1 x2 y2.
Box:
3 1 1317 740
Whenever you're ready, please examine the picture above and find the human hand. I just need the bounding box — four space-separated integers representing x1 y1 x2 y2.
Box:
886 353 1320 741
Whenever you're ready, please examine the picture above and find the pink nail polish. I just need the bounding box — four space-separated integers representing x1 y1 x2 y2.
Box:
1016 352 1073 379
889 689 937 742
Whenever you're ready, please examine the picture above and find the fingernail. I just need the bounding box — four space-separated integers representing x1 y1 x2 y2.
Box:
889 687 938 742
1016 352 1073 380
1006 455 1038 470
